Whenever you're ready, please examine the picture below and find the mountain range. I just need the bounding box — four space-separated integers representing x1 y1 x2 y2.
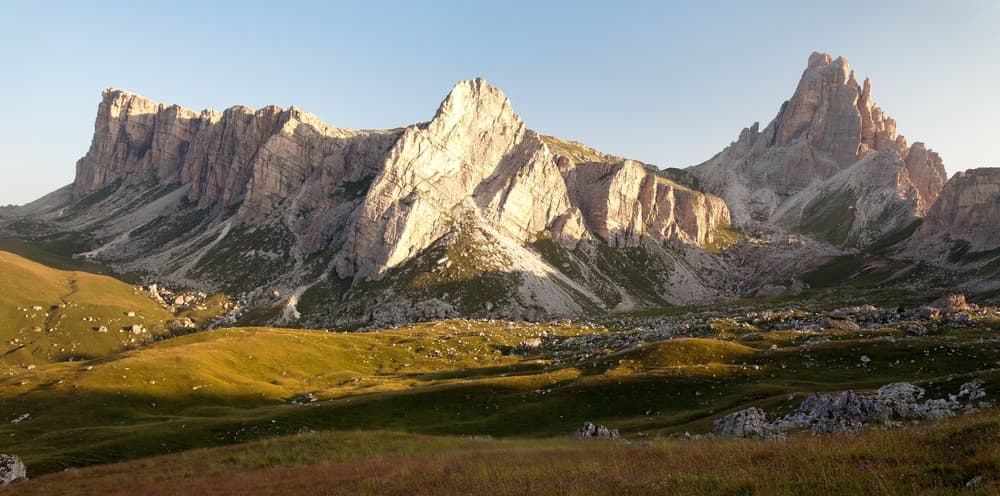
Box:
3 52 999 328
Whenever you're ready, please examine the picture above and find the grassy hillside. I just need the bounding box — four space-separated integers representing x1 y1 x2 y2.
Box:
0 251 177 370
3 312 999 476
2 252 999 494
10 409 1000 495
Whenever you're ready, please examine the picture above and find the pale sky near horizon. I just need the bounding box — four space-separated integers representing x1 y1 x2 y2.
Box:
1 0 998 205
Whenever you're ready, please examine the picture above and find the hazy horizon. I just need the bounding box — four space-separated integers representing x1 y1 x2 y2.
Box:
2 0 998 205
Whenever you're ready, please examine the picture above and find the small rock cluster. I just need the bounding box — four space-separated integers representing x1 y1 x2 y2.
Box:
714 380 988 437
512 337 543 356
575 422 619 439
0 454 26 486
146 284 209 312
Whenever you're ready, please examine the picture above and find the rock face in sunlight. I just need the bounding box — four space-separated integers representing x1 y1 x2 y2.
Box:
689 52 947 247
14 78 734 327
7 51 1000 327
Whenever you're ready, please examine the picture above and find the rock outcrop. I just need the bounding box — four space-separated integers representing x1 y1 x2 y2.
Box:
690 52 946 247
715 381 988 438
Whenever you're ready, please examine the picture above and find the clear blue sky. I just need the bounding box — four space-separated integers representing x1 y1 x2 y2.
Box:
1 0 998 205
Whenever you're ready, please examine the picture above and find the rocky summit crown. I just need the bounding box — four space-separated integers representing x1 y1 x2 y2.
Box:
4 52 1000 328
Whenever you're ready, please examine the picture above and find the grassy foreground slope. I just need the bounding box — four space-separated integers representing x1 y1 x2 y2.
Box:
10 410 1000 495
3 315 999 477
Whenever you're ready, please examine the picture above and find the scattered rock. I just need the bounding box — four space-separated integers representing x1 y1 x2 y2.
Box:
168 318 197 330
958 379 986 401
576 422 619 439
0 454 26 485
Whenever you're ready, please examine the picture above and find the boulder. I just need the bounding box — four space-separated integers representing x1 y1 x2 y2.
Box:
713 407 770 438
926 294 972 315
0 454 26 485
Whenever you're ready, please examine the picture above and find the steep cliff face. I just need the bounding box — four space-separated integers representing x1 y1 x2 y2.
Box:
564 160 730 248
907 168 1000 256
23 79 735 325
689 52 946 247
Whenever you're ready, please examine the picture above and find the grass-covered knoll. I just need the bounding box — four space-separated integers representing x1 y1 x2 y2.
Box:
0 251 176 370
11 409 1000 495
600 338 758 374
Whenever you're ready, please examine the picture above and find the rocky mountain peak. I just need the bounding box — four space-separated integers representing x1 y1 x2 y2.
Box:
806 51 832 68
424 78 524 148
771 52 856 164
690 52 947 246
101 88 161 118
